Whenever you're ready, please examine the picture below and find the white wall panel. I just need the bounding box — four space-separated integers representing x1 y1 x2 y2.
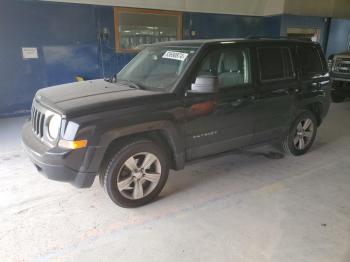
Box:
333 0 350 18
42 0 350 18
284 0 334 17
41 0 285 16
284 0 350 18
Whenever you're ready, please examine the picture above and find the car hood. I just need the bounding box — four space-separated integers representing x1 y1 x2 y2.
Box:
35 79 174 117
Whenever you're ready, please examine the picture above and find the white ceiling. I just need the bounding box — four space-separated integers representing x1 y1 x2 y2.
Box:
42 0 350 18
41 0 285 16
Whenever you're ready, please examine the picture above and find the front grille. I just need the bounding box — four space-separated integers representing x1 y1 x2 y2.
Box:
334 57 350 74
31 104 46 138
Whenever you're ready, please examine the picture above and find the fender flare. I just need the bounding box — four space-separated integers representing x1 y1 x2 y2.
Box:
86 120 186 173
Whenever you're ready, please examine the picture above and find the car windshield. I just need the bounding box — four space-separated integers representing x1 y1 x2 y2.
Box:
117 45 199 91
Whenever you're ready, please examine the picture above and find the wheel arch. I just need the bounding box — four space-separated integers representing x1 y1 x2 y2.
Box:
302 102 323 126
98 121 186 174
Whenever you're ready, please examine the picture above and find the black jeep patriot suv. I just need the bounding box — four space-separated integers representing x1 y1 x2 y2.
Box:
22 38 331 207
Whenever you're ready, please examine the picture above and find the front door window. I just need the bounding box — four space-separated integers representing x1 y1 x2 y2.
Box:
196 47 251 89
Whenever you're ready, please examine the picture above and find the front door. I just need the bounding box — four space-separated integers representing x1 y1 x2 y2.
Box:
184 45 257 160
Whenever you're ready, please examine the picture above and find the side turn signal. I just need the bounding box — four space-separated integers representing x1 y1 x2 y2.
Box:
58 139 88 149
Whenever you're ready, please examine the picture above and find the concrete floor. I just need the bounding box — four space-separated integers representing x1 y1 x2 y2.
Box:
1 103 350 262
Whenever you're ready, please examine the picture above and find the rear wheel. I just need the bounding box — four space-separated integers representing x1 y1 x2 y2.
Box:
282 111 317 156
100 139 169 208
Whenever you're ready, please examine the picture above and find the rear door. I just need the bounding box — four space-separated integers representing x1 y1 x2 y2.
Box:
253 44 299 143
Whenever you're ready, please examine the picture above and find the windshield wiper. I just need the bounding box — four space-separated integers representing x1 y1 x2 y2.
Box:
104 74 145 90
117 79 145 90
104 75 117 83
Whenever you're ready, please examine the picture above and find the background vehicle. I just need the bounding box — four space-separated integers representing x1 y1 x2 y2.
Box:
328 51 350 102
22 38 331 208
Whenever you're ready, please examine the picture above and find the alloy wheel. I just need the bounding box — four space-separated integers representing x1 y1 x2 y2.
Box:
293 118 314 150
116 152 162 200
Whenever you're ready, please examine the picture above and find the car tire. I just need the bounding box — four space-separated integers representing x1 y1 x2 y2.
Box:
331 92 346 103
101 139 169 208
282 111 317 156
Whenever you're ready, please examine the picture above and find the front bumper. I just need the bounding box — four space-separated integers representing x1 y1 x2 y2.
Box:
21 121 98 188
330 75 350 97
331 77 350 82
330 71 350 82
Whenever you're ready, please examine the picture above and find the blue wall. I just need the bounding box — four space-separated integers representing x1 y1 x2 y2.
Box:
183 13 281 39
280 14 350 58
326 18 350 58
0 0 100 116
1 0 349 117
0 0 283 117
95 11 282 78
280 14 328 49
95 6 136 78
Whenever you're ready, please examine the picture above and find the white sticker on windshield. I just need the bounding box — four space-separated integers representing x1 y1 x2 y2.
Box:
162 51 189 61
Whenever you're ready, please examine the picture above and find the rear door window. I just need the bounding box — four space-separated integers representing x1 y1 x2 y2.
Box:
258 47 284 81
297 45 323 77
281 48 295 78
258 47 295 81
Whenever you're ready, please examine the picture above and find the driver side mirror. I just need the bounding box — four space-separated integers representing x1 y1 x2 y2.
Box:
188 75 219 95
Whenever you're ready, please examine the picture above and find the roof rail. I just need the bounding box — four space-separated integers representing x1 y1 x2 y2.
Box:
246 36 312 41
246 36 283 39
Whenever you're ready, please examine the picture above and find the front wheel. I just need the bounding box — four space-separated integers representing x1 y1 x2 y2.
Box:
282 111 317 156
101 140 169 208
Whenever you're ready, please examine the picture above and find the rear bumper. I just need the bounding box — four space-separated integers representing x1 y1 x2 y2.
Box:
21 121 99 188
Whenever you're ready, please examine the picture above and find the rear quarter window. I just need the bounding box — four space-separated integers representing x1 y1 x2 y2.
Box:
297 45 324 76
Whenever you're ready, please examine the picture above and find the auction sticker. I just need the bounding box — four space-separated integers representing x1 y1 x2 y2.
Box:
162 51 188 61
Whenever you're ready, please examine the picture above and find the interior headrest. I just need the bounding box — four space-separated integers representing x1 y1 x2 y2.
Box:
222 53 241 72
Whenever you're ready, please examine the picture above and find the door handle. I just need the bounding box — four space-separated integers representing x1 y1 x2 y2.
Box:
230 99 242 107
234 94 257 104
230 95 256 107
288 87 300 93
243 95 256 101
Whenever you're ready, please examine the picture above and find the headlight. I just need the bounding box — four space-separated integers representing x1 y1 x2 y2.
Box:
48 115 61 140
